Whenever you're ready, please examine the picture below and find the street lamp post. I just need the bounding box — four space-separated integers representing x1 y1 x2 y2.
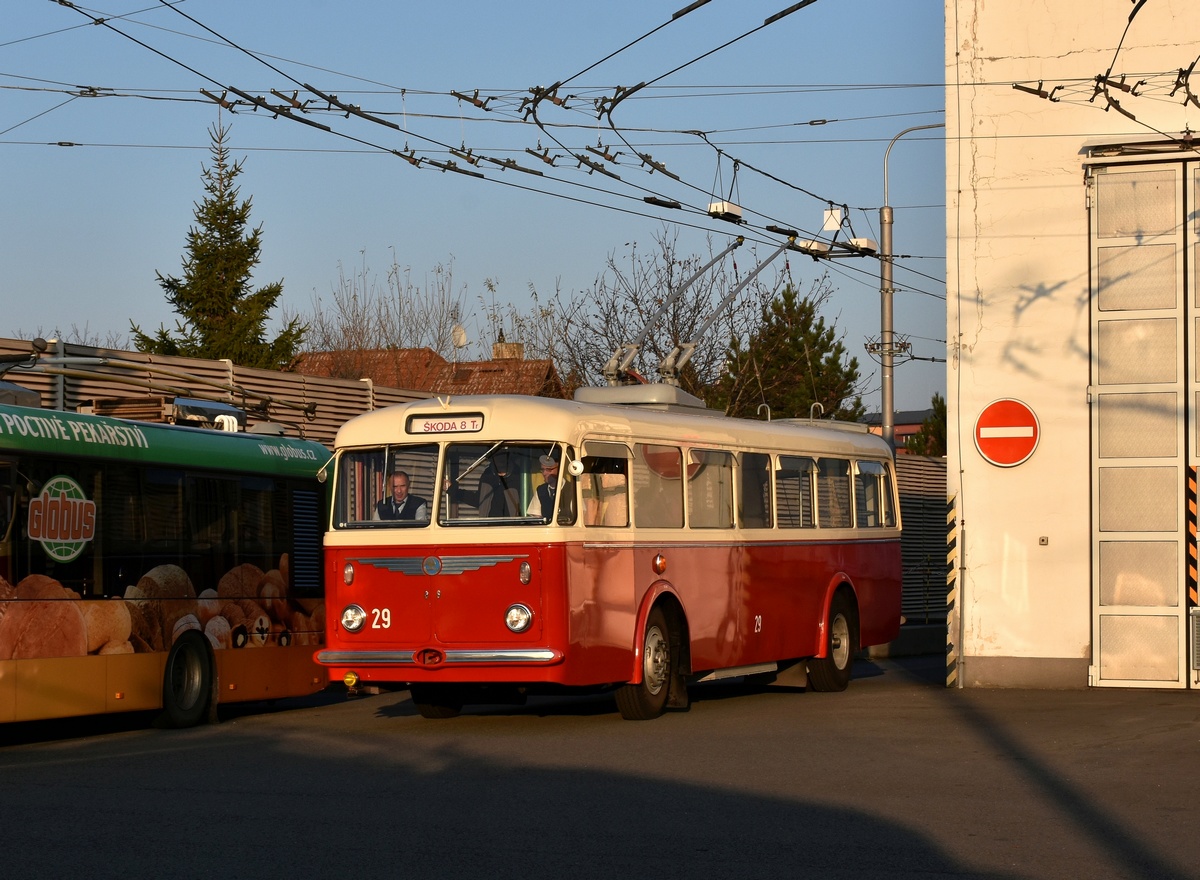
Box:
880 123 943 449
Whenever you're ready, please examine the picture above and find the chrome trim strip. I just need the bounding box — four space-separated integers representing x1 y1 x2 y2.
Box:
316 650 415 664
316 648 558 665
445 649 558 663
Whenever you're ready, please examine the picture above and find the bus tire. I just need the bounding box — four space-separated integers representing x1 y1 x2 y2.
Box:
807 590 859 693
616 606 674 720
161 632 213 728
410 684 463 719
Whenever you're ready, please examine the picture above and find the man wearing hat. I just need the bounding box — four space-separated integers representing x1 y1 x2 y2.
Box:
529 453 559 519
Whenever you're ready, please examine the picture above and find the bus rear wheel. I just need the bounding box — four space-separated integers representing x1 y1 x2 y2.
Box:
616 607 674 720
161 632 213 728
409 684 463 719
807 591 859 693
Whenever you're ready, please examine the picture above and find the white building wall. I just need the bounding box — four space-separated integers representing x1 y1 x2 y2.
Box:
946 1 1200 685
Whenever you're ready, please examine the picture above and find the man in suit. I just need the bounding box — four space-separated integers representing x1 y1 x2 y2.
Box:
375 470 429 522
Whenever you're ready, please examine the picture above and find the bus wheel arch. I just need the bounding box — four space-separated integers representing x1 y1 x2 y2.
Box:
617 594 689 720
160 631 215 728
806 586 860 693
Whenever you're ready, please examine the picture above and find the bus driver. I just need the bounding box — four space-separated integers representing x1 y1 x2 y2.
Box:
374 471 429 522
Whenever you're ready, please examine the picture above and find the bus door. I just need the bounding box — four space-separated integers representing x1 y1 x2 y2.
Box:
576 442 636 652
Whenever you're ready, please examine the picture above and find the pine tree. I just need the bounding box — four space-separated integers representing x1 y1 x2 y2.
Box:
906 392 947 455
710 283 865 421
131 122 304 369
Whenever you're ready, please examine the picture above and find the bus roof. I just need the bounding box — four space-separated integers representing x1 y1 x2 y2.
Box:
0 403 329 478
334 393 893 460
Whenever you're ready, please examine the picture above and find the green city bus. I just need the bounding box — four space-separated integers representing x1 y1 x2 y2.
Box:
0 401 329 727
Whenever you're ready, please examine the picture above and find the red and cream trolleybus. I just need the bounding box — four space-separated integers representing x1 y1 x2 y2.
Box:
317 384 901 720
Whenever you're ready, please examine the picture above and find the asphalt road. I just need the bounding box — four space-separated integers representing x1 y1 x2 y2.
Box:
1 657 1197 880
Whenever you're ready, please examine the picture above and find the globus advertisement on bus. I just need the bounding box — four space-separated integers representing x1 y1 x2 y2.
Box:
318 386 902 720
0 402 330 727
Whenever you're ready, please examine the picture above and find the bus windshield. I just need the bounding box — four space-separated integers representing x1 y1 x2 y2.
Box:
334 441 571 528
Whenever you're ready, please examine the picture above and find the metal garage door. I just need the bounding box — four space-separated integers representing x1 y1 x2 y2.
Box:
1088 161 1192 688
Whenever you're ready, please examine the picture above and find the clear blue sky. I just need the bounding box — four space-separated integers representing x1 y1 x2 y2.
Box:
2 1 945 411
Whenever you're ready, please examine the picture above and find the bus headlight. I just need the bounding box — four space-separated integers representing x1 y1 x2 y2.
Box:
505 604 533 633
341 604 367 632
343 562 355 585
519 561 531 584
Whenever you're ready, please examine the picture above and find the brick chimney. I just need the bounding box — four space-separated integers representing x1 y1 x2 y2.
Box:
492 329 524 360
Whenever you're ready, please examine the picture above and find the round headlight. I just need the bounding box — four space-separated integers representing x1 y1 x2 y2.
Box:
505 603 533 633
341 604 367 632
343 562 355 585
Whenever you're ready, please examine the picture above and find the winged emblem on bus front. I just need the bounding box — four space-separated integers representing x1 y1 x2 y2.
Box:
349 555 527 576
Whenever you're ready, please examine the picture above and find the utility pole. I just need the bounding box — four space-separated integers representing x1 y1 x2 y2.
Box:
880 122 943 449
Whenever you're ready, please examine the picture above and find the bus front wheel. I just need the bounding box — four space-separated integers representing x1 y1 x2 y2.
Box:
616 606 674 721
807 591 859 692
161 632 213 728
410 684 463 719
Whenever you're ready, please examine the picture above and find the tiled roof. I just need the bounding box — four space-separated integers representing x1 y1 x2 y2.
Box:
295 348 565 399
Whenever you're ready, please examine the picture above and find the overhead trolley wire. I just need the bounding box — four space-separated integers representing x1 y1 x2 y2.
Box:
41 0 944 279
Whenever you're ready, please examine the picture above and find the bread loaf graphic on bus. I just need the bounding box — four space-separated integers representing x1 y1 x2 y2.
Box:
124 564 197 652
1 553 308 659
0 574 133 659
0 574 87 660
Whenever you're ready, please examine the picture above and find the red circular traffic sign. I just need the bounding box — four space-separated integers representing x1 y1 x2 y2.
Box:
975 398 1040 467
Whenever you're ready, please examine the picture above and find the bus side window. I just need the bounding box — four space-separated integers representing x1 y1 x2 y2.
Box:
581 457 628 527
688 448 733 529
854 460 896 528
186 474 237 591
238 478 275 571
738 452 773 529
143 468 185 560
817 458 852 528
776 456 815 528
633 444 683 528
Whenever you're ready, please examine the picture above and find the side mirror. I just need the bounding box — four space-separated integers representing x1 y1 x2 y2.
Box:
567 459 585 477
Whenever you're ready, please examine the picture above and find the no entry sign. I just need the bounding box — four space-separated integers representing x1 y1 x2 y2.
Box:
975 398 1040 467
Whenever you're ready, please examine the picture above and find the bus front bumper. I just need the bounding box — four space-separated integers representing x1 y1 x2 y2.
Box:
316 648 562 666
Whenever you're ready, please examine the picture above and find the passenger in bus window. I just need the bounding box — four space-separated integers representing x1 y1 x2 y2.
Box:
475 452 519 517
527 454 559 519
447 451 519 517
374 471 429 522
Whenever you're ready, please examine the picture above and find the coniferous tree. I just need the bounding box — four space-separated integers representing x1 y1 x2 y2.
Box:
905 392 947 456
132 122 304 369
710 282 865 421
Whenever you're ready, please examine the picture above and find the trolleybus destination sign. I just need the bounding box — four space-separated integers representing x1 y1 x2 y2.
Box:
974 398 1040 467
406 412 484 434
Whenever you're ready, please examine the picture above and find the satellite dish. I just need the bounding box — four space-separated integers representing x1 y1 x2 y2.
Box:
452 325 468 348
